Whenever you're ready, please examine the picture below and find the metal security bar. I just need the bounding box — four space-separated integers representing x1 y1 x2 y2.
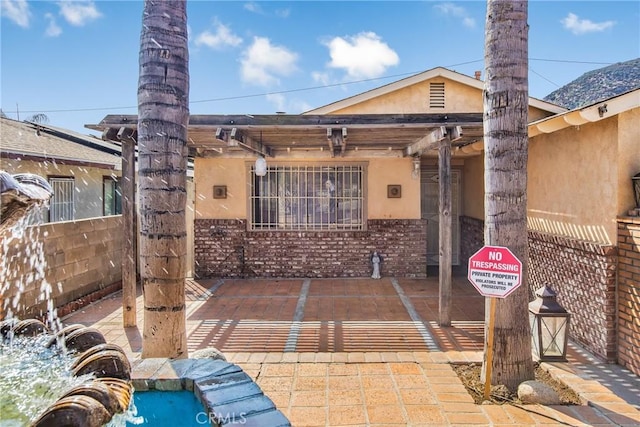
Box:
49 177 75 222
250 164 364 230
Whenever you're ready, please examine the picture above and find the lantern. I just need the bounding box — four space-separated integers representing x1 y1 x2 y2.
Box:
255 156 267 177
632 172 640 209
529 285 571 362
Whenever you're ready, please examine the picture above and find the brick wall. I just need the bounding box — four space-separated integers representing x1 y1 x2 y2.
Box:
194 219 428 278
459 215 618 362
1 216 123 320
528 230 617 362
617 217 640 376
460 216 484 265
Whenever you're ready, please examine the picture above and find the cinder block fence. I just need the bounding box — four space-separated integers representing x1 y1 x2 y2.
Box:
1 216 123 320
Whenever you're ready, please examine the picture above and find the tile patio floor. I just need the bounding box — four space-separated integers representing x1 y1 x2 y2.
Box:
63 276 640 426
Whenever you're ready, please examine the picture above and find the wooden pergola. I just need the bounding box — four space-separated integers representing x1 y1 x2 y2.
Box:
88 113 485 327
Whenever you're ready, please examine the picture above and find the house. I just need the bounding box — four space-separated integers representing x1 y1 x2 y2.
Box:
90 67 563 278
89 66 639 374
0 117 123 222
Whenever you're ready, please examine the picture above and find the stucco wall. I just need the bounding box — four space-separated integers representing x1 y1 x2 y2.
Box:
617 108 640 214
528 118 620 245
328 78 483 114
1 216 123 320
318 76 553 123
1 157 120 221
194 157 421 221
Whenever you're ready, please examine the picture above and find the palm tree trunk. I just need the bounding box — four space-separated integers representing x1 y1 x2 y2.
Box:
482 0 534 391
138 0 189 359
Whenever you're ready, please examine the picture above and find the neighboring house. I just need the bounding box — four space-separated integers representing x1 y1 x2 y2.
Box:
526 89 640 372
0 117 123 222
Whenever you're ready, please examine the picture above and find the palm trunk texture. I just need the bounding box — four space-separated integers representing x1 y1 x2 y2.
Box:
138 0 189 359
482 0 535 390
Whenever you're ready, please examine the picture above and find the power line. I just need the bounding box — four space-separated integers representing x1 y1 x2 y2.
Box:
529 67 561 89
9 57 614 115
529 58 614 65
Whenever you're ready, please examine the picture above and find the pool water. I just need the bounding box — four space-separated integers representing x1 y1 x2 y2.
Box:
126 390 208 427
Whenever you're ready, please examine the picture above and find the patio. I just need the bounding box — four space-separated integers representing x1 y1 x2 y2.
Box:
62 276 640 426
65 276 485 358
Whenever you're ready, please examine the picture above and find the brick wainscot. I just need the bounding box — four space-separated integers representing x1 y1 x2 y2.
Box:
194 219 427 279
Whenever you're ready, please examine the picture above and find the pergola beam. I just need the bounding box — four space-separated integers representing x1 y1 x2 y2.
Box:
217 127 273 157
327 127 348 157
404 126 447 156
449 126 463 142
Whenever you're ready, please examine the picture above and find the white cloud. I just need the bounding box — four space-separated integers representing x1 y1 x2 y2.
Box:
561 13 615 35
324 32 399 79
434 3 476 29
58 0 101 26
312 71 332 87
45 13 62 37
1 0 31 28
240 36 298 86
195 21 242 49
243 2 263 14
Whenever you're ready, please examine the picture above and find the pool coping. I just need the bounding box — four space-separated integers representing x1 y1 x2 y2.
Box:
131 358 291 427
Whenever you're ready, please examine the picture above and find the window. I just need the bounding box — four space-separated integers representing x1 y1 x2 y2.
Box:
250 164 365 230
103 176 122 216
429 82 445 109
49 177 75 222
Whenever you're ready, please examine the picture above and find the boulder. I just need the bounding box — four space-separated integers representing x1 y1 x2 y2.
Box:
517 380 561 405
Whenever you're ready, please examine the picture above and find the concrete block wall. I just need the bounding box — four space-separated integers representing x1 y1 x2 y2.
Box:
460 215 618 363
1 216 123 320
617 217 640 376
194 219 428 278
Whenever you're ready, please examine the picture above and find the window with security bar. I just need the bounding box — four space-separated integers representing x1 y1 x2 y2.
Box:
250 164 365 230
49 177 75 222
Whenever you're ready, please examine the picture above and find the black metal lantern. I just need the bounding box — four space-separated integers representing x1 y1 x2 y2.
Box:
633 172 640 209
529 285 571 362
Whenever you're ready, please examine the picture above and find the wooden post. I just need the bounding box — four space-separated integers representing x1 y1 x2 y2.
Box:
122 138 137 327
438 133 452 326
484 297 497 400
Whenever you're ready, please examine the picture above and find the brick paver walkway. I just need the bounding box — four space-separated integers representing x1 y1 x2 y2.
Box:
63 277 640 426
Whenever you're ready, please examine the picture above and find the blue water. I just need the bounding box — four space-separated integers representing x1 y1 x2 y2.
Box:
127 390 208 427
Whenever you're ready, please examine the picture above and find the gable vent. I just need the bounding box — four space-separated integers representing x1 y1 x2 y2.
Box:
429 82 445 109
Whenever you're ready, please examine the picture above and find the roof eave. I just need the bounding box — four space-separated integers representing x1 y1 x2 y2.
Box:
529 88 640 137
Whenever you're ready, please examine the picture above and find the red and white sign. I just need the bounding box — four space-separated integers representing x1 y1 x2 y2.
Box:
468 246 522 298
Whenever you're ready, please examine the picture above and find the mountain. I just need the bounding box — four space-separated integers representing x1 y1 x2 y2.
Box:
543 58 640 110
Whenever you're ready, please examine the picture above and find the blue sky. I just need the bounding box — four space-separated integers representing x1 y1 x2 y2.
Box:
1 0 639 135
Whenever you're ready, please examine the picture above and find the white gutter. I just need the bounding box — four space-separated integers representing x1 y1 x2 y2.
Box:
528 89 640 138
